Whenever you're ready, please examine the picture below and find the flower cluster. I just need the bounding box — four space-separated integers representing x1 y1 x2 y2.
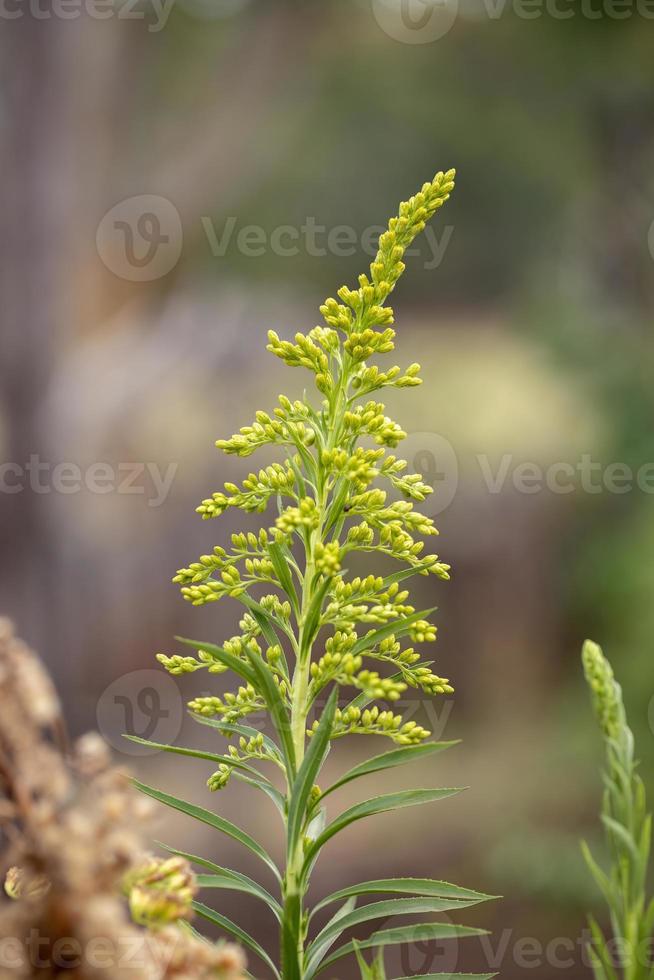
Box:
171 171 457 746
123 855 197 929
310 705 431 745
581 639 624 741
136 170 501 980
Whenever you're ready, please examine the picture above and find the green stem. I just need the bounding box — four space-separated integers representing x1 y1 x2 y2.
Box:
281 354 353 980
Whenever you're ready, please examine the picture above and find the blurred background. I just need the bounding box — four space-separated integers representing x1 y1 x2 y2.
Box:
1 1 654 976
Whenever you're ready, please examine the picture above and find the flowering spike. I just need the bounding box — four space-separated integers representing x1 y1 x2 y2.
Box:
143 171 495 979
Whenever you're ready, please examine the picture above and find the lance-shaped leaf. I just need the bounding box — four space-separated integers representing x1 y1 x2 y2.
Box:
240 641 296 777
304 897 357 977
193 901 280 979
393 974 497 979
321 741 458 800
232 770 287 815
302 574 334 653
242 597 291 676
287 689 337 856
312 877 496 917
125 734 286 815
268 540 300 614
306 897 483 975
585 915 618 980
380 564 438 589
315 923 489 976
133 780 281 883
192 716 283 762
352 609 437 657
303 788 464 872
160 843 282 922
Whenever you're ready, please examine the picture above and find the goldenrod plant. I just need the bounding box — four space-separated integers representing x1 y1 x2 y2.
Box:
131 172 497 980
581 640 654 980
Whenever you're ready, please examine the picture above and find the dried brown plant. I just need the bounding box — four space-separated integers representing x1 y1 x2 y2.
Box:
0 618 246 980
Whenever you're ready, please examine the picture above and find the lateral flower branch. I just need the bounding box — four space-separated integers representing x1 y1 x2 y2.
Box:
135 171 497 980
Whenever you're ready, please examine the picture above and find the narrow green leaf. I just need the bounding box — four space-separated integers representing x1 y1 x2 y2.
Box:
159 843 282 921
352 609 437 657
312 877 497 916
324 477 351 534
304 897 357 979
193 901 280 979
287 689 337 855
586 914 618 980
125 734 285 814
321 741 459 800
316 923 488 975
133 780 281 882
307 897 483 972
303 574 334 650
191 716 282 762
393 974 498 979
269 540 300 614
580 840 613 905
246 601 289 662
380 565 434 589
601 815 640 863
241 643 296 777
197 875 283 913
285 450 308 499
304 788 464 871
124 735 265 779
232 770 287 815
